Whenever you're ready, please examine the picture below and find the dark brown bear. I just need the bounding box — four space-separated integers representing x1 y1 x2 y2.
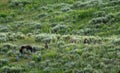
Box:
44 43 48 49
84 38 89 44
19 45 33 54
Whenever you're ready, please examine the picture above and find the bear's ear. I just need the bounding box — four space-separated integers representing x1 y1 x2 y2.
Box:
21 46 25 49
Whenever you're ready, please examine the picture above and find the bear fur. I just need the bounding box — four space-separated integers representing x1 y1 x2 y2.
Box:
19 45 33 54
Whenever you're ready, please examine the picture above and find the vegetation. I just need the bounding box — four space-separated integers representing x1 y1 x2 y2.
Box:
0 0 120 73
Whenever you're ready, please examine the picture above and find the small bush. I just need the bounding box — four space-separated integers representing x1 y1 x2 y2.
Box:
61 6 71 12
0 15 13 23
108 0 120 6
33 22 42 29
89 17 108 25
0 59 9 67
28 61 36 67
0 66 25 73
75 49 82 55
51 24 69 34
1 43 14 52
43 67 58 73
6 33 17 41
49 23 58 27
57 40 65 48
62 35 71 42
15 32 25 39
73 0 99 9
7 50 15 57
0 38 7 43
9 0 32 7
0 33 7 43
0 13 8 18
83 67 94 73
53 11 62 15
112 38 120 46
54 3 72 9
114 12 120 21
35 34 56 43
89 13 116 25
39 6 49 10
37 13 48 18
27 33 33 37
32 53 41 62
35 34 51 43
32 45 41 52
94 11 106 17
3 43 16 50
38 6 53 12
0 25 9 32
73 1 87 8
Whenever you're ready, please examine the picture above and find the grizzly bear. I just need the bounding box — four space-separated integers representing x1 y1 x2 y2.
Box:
19 45 33 54
84 38 89 44
44 42 48 49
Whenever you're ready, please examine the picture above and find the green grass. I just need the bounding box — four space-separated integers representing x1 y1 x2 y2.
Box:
0 0 120 73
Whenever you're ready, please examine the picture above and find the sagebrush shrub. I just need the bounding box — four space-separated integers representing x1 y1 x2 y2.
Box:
7 33 17 41
49 23 58 27
108 0 120 6
89 17 107 25
38 6 53 12
33 22 42 29
32 53 41 62
73 1 87 8
32 45 42 52
57 40 65 48
39 6 49 10
89 13 115 25
61 6 71 12
51 24 68 34
0 38 7 43
9 0 32 7
0 66 24 73
0 15 13 23
0 59 9 67
112 38 120 46
7 50 14 57
37 13 48 18
15 32 25 39
54 3 72 9
114 12 120 21
0 26 9 32
0 44 12 52
62 35 71 42
95 11 106 17
83 66 94 73
73 0 99 9
0 33 7 43
27 33 33 37
35 34 52 43
35 34 57 43
28 61 36 68
3 43 16 49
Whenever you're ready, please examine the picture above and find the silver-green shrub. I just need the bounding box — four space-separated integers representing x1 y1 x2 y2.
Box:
0 59 9 67
0 66 25 73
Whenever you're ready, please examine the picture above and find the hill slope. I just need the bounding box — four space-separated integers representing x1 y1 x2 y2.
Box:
0 0 120 73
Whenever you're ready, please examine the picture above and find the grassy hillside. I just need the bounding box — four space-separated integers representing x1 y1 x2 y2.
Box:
0 0 120 73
